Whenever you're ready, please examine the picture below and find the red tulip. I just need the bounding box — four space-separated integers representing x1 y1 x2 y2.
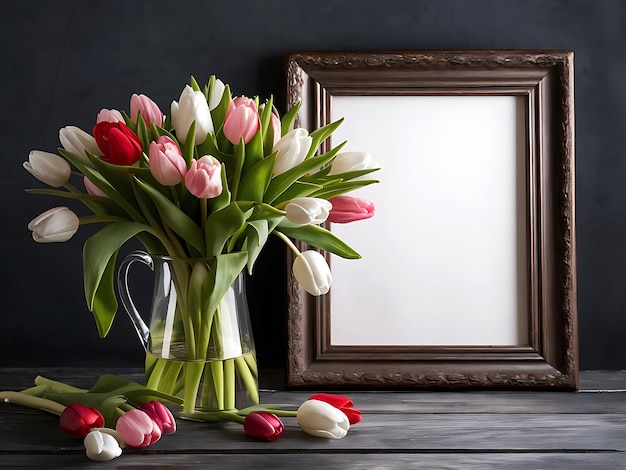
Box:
328 195 375 224
140 401 176 435
308 393 361 424
115 409 161 448
243 411 284 441
223 96 261 145
93 121 142 166
59 403 105 437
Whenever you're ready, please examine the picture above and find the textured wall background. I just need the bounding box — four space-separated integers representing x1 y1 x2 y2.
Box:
1 0 624 370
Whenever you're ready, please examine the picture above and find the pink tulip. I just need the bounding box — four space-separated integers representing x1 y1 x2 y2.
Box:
115 409 161 448
184 155 222 199
308 393 362 425
328 196 375 223
269 113 281 147
83 176 108 197
130 93 165 127
96 109 124 123
223 97 261 145
59 403 105 438
139 401 176 435
149 136 187 185
243 411 284 441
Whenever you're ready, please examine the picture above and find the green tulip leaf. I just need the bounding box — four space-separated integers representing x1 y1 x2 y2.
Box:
305 118 344 160
205 202 253 257
210 84 232 133
278 224 361 259
310 179 379 200
237 152 277 202
88 374 183 404
134 177 205 255
203 252 248 319
260 96 275 156
271 181 323 206
182 121 197 165
263 141 346 204
281 101 301 136
83 221 151 337
136 115 151 152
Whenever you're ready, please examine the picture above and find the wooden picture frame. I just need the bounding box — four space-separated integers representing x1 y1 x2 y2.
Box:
284 50 577 390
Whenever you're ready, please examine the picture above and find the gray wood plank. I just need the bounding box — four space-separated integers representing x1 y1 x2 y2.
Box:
1 452 625 469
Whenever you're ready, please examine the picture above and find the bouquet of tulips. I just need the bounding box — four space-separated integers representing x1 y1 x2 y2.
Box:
23 75 379 413
25 75 378 334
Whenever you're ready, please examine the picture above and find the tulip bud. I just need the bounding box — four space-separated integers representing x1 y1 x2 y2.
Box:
184 155 222 199
208 78 226 110
292 250 331 296
140 401 176 435
23 150 71 187
309 393 362 425
96 109 124 123
83 176 108 197
328 196 375 224
84 429 123 461
59 403 105 438
59 126 102 160
116 409 161 448
28 207 80 243
285 197 332 225
243 411 284 441
223 96 261 145
171 85 213 145
272 128 312 176
93 121 143 166
328 151 379 176
269 113 281 147
297 399 350 439
149 136 187 185
130 93 165 127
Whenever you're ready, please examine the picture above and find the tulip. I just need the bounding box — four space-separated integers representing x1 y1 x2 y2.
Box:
223 96 261 145
23 150 71 187
292 250 331 296
243 411 284 441
83 176 108 197
59 126 102 159
116 409 161 448
328 196 375 224
149 136 187 186
28 207 80 243
269 113 281 147
184 155 222 199
328 151 379 176
171 85 213 144
309 393 362 425
208 78 226 110
297 399 349 439
140 401 176 435
92 121 143 166
59 403 105 438
96 109 124 123
84 429 123 461
272 128 312 176
285 197 332 225
130 93 165 127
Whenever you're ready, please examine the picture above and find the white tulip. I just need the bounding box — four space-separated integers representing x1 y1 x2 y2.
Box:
328 151 379 176
59 126 102 160
297 399 350 439
272 128 312 176
208 78 226 110
23 150 71 187
28 207 80 243
84 429 122 461
285 197 332 225
171 85 213 145
292 250 331 296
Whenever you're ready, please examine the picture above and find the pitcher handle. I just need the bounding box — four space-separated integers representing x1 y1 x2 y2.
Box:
117 250 153 350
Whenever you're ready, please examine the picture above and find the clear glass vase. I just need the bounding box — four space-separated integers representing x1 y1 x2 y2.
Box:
117 251 259 415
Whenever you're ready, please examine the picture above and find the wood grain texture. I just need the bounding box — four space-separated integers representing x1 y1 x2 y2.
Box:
1 369 625 468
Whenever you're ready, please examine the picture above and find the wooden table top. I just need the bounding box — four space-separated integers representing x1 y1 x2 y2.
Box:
1 368 625 469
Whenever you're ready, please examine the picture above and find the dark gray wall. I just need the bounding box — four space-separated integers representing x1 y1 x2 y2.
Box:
1 0 623 370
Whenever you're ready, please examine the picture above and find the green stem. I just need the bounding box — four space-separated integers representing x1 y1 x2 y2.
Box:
183 361 205 414
0 391 66 416
79 215 126 224
34 376 86 393
273 230 301 257
200 198 207 230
